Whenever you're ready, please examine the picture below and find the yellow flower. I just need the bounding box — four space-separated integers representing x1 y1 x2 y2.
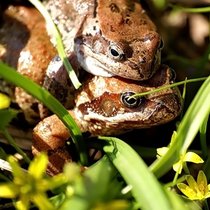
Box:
0 93 11 109
177 171 210 200
157 148 203 174
0 153 67 210
157 132 204 174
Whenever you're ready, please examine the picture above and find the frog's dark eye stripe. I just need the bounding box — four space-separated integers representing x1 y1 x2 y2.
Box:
120 92 143 108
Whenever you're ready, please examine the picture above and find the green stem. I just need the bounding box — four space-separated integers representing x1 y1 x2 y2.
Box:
28 0 81 89
172 170 180 186
183 162 190 174
133 77 207 98
200 115 209 159
2 129 31 164
173 5 210 13
165 175 186 188
204 199 210 210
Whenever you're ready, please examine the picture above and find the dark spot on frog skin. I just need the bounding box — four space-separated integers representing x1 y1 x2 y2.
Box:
139 57 147 64
124 17 132 25
139 19 147 26
43 76 68 104
31 103 39 114
109 3 120 13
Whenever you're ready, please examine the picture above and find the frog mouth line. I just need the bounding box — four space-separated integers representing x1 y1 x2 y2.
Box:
75 33 162 80
80 97 179 124
76 45 161 81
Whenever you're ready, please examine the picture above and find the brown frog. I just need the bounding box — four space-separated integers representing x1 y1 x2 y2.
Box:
0 5 57 123
46 0 162 80
0 3 181 176
1 0 161 123
33 64 182 175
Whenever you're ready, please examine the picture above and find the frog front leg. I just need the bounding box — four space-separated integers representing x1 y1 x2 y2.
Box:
32 110 78 176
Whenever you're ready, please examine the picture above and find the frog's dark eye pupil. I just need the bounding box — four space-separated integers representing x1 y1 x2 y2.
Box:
120 92 143 108
109 44 124 60
110 48 119 57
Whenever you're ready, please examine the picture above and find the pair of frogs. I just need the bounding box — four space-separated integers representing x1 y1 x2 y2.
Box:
2 0 182 174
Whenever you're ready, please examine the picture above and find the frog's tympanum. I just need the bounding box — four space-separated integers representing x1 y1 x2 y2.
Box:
32 63 182 175
46 0 162 80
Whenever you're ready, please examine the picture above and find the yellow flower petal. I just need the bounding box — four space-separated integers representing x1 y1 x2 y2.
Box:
8 156 25 180
205 192 210 199
172 160 183 174
0 93 11 109
186 175 199 192
16 196 30 210
32 193 55 210
183 152 204 164
28 153 48 179
197 171 208 195
177 183 197 200
0 183 19 198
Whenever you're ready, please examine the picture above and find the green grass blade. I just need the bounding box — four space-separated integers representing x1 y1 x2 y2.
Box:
133 77 206 98
61 157 123 210
28 0 81 89
99 136 187 210
173 6 210 13
0 62 88 165
200 115 209 159
150 76 210 177
151 0 167 10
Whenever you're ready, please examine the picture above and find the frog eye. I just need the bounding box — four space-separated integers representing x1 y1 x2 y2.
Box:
120 92 143 108
108 44 125 61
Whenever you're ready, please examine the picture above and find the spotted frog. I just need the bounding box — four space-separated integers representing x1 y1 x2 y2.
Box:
33 63 182 175
46 0 162 80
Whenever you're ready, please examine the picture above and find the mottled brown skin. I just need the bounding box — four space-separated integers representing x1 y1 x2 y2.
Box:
0 6 57 123
1 1 161 124
33 65 182 175
46 0 162 80
96 0 161 79
0 3 180 176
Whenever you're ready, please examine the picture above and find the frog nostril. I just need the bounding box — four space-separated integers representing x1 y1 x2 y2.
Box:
120 92 144 108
